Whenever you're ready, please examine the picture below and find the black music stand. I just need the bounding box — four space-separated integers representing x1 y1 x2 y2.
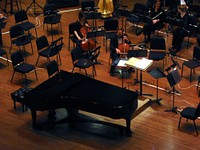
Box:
84 11 101 27
26 0 43 15
0 21 6 45
165 68 181 114
148 68 166 106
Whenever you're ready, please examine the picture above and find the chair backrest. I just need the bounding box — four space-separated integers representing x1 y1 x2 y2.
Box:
11 51 24 67
46 60 59 78
71 46 82 63
69 22 76 35
195 103 200 117
81 0 95 12
150 37 166 51
193 46 200 60
104 19 119 31
132 3 146 14
14 10 28 23
36 36 49 51
44 3 58 16
10 24 24 39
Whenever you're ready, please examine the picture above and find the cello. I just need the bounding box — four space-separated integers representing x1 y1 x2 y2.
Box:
80 26 96 52
117 29 130 56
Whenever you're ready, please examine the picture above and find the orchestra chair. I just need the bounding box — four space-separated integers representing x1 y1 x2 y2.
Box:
125 3 146 33
0 47 9 66
14 10 38 38
148 37 166 71
186 16 199 50
178 103 200 136
9 24 34 56
43 3 62 41
181 46 200 82
70 46 96 78
104 18 119 53
10 50 38 84
4 0 20 14
46 60 59 78
36 36 63 66
68 22 77 50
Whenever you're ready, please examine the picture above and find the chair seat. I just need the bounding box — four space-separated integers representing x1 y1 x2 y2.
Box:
180 107 197 120
20 22 35 31
15 63 35 73
39 47 52 57
13 35 32 46
183 59 200 69
126 16 140 23
149 51 165 61
74 58 94 68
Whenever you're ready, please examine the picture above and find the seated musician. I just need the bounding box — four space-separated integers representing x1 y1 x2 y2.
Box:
136 0 163 43
73 12 89 46
170 4 189 54
110 29 132 76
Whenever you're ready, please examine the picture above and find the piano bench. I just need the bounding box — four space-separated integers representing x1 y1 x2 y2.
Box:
11 86 33 112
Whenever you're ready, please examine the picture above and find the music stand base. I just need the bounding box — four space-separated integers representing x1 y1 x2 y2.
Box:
165 107 178 114
150 98 162 106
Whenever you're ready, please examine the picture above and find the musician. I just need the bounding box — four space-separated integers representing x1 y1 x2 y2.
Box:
170 4 189 53
136 0 164 43
73 12 89 45
110 29 131 76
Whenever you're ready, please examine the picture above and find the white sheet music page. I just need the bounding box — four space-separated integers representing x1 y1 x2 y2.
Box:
125 57 153 71
117 59 128 67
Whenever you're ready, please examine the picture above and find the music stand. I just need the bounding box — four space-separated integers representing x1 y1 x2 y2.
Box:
26 0 43 15
165 68 181 114
148 68 166 106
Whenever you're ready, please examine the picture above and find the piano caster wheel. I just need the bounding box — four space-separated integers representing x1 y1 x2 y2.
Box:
119 128 124 135
125 130 132 137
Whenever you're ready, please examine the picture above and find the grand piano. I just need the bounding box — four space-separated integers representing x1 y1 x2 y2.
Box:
20 70 138 136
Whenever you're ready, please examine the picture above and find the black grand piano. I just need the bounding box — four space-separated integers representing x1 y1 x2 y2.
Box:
16 70 138 136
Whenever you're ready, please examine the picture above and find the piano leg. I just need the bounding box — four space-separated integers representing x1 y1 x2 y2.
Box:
125 118 132 137
31 110 37 129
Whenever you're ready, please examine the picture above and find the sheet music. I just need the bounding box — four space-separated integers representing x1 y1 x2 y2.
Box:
117 59 128 67
125 57 153 71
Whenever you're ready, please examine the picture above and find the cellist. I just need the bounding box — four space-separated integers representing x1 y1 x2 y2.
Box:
110 29 131 76
73 12 89 46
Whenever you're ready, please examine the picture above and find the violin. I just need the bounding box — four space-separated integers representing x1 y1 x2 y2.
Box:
80 26 96 51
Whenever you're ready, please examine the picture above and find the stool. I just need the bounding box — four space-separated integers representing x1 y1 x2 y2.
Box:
11 86 32 112
5 0 20 14
149 68 166 105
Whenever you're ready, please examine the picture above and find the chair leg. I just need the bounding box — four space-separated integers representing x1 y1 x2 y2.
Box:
34 27 38 38
9 43 13 53
34 69 38 80
71 67 75 73
11 71 16 82
35 56 40 66
5 53 9 66
181 65 184 77
24 73 27 84
190 69 192 83
30 41 34 54
84 68 87 76
178 116 182 129
193 120 199 136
